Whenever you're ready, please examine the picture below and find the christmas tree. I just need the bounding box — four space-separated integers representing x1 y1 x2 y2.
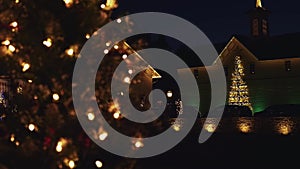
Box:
0 0 163 168
228 56 252 110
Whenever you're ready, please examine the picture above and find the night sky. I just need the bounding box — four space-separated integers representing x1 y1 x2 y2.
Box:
113 0 300 44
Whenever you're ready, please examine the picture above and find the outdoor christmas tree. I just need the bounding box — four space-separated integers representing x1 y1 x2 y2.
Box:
228 56 252 110
0 0 158 168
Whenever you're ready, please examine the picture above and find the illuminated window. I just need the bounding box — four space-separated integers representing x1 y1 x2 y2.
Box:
285 61 291 71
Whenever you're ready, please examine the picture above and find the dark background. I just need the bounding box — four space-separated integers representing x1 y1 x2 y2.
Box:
113 0 300 44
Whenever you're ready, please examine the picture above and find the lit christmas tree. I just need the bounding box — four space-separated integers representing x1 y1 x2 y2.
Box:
228 56 252 110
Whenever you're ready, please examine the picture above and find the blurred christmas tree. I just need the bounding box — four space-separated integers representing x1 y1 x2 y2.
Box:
0 0 155 168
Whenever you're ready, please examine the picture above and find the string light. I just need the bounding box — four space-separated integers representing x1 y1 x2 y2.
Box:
21 62 30 72
28 79 33 83
66 48 74 56
10 21 18 28
10 134 15 142
95 160 103 168
228 56 252 110
15 0 20 3
85 34 90 39
204 123 217 133
1 40 10 46
122 54 127 59
113 44 119 49
17 86 23 94
56 142 63 152
171 119 183 132
28 123 36 131
63 0 74 8
56 138 68 153
103 49 109 54
134 140 144 148
167 90 173 98
8 45 16 52
100 0 118 11
52 93 60 101
113 110 120 119
87 112 95 121
68 160 75 169
116 18 122 23
123 76 130 84
105 42 111 47
43 38 52 47
172 124 181 132
99 131 108 141
100 4 106 9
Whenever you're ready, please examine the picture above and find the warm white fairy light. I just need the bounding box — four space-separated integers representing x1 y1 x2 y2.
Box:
28 79 33 83
113 44 119 49
56 138 68 153
99 131 108 141
43 38 52 47
122 54 127 59
56 142 63 152
8 45 16 52
103 49 109 54
10 21 18 28
128 69 133 75
63 0 73 8
134 140 144 148
1 40 10 46
167 90 173 98
17 86 22 94
66 48 74 56
87 112 95 121
204 123 217 133
95 160 103 168
52 93 60 101
172 124 181 132
101 0 118 10
123 76 130 84
68 160 75 169
100 4 106 9
21 62 30 72
113 111 120 119
28 123 35 131
10 134 15 142
105 42 111 47
15 0 20 3
116 18 122 23
85 34 90 39
15 141 20 146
